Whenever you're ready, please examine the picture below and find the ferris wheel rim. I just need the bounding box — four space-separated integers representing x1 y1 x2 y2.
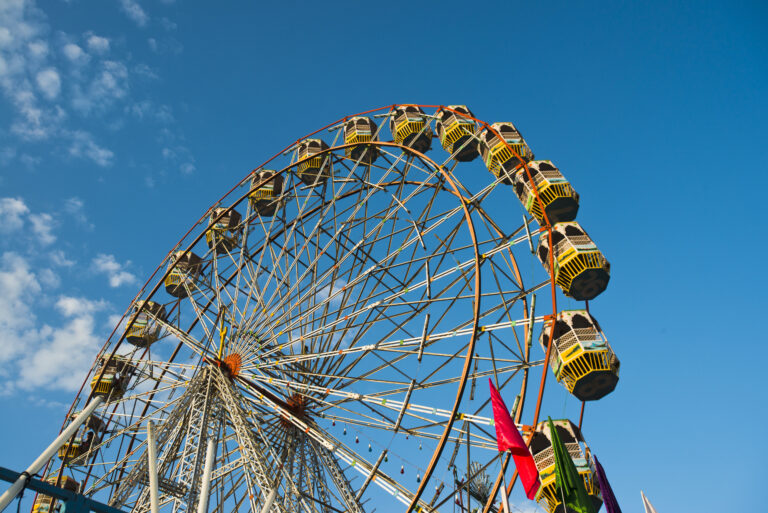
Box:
49 105 567 513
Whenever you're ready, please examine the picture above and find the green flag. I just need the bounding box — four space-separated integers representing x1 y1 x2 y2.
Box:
548 417 597 513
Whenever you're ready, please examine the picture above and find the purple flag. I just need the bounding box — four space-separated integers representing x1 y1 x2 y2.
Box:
594 455 622 513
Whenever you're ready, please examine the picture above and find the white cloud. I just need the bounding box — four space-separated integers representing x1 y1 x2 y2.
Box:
38 268 60 288
147 36 182 54
68 130 114 166
17 295 108 391
72 60 128 114
63 196 92 227
29 212 56 245
0 252 41 366
159 17 176 31
127 100 173 123
62 42 88 64
161 144 195 174
119 0 149 27
19 153 40 168
50 249 75 267
9 89 66 140
27 40 48 58
92 253 137 287
86 34 109 54
0 147 16 165
56 295 107 317
0 197 29 232
132 62 157 79
35 67 60 99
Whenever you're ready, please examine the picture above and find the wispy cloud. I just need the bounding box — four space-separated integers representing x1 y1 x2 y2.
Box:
119 0 149 27
50 249 75 267
68 130 114 166
71 60 128 115
127 99 173 123
63 196 93 228
0 206 113 395
92 253 137 287
161 144 195 174
0 197 30 232
29 212 56 245
62 42 89 65
0 252 42 368
86 34 110 54
35 67 60 99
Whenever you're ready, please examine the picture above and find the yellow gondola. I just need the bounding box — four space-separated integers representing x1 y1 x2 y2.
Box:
435 105 479 161
125 300 166 347
164 251 202 298
530 419 603 513
540 310 619 401
205 207 242 253
537 222 610 300
90 356 134 400
479 122 534 183
32 477 78 513
296 138 330 185
249 169 283 216
513 160 579 225
390 105 432 154
343 117 379 164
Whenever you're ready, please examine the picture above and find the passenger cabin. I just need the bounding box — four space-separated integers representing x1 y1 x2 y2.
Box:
57 428 99 461
165 250 202 298
249 170 283 216
530 419 602 513
125 300 166 347
57 410 105 461
343 116 379 164
513 161 579 225
32 476 79 513
479 122 535 183
205 208 242 253
296 138 331 185
537 222 610 300
540 310 620 401
90 355 135 400
435 105 479 161
390 105 432 154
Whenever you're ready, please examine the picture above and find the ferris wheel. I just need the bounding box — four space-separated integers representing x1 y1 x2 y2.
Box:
30 105 619 513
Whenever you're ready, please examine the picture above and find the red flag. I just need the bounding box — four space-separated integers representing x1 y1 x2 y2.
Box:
489 379 541 499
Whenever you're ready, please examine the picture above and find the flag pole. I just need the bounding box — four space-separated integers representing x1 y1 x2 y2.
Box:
498 464 510 513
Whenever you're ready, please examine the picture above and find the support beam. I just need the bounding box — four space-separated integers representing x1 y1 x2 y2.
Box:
354 450 387 501
258 487 278 513
0 395 104 512
196 437 216 513
147 421 160 513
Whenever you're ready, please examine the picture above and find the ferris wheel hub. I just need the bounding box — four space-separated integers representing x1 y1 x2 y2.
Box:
205 353 242 378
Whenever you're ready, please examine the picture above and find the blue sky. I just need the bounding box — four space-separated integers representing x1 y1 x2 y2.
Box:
0 0 766 512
